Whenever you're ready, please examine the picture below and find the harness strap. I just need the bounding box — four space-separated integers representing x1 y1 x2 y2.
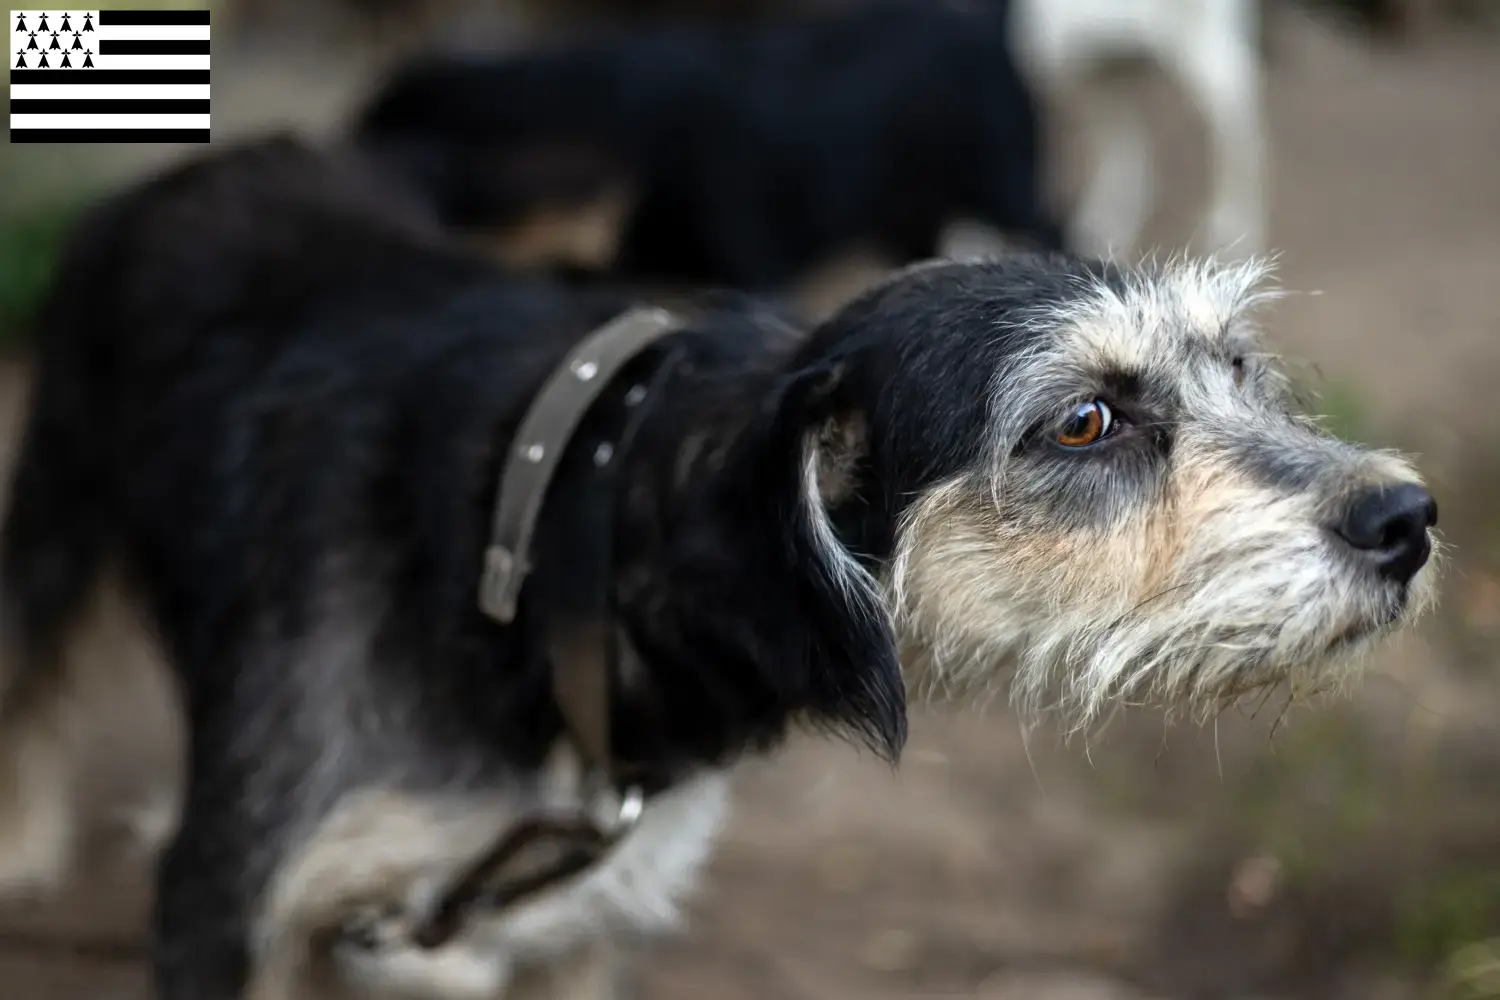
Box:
404 306 684 951
479 305 682 626
478 303 684 775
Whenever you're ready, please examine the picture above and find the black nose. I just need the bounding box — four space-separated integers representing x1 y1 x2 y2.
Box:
1333 483 1438 584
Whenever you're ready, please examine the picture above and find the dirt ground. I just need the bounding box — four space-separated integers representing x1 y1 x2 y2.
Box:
0 8 1498 999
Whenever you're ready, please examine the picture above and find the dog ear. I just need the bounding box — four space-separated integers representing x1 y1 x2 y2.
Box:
620 358 906 767
756 360 908 761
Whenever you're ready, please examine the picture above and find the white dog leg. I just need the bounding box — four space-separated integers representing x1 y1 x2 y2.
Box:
1167 5 1268 255
1068 83 1156 258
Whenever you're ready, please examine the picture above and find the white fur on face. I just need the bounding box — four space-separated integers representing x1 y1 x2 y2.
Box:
811 256 1441 729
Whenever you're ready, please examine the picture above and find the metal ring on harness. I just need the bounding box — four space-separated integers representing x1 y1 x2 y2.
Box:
404 306 685 950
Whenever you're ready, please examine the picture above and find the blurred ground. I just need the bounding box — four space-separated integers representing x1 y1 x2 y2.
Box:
0 6 1498 999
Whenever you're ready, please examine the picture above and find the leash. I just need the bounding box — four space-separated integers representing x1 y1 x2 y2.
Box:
407 305 687 949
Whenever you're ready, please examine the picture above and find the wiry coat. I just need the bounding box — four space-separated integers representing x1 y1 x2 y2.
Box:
0 136 910 998
0 136 1437 999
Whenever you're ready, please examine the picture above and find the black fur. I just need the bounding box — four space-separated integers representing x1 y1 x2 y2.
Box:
352 0 1066 291
2 135 1112 998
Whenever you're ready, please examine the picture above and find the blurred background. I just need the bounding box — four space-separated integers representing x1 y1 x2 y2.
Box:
2 0 1500 998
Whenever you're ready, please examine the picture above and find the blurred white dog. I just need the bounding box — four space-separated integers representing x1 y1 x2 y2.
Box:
1012 0 1268 258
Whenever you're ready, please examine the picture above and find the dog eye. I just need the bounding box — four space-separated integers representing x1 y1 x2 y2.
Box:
1232 356 1246 386
1055 400 1115 448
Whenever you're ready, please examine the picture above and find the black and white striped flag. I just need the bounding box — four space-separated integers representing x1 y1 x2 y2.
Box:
9 8 209 143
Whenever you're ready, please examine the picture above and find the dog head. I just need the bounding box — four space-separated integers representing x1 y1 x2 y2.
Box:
617 252 1437 768
757 252 1440 747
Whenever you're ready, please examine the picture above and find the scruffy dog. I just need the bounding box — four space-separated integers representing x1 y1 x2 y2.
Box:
0 136 1438 1000
351 0 1065 290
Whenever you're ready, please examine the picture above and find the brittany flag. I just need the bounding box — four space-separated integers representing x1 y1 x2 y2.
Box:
9 9 209 143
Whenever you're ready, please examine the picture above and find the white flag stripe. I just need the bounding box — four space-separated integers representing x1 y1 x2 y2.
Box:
10 112 210 130
67 54 211 71
86 24 211 42
9 84 210 101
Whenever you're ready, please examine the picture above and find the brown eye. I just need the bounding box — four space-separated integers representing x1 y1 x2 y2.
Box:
1056 400 1114 448
1232 356 1246 386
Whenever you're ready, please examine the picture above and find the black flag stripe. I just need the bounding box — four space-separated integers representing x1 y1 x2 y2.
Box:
9 70 210 84
9 128 210 143
11 99 211 115
98 10 211 26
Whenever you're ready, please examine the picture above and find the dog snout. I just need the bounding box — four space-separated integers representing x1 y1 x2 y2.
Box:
1331 481 1438 584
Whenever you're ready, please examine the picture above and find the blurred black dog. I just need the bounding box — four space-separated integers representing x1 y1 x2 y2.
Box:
353 0 1066 291
0 135 1439 1000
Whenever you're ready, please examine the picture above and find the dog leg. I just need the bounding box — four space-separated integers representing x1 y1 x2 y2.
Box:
152 719 305 1000
972 87 1068 254
0 568 179 896
1165 5 1268 256
1068 83 1155 258
0 675 79 897
152 811 258 1000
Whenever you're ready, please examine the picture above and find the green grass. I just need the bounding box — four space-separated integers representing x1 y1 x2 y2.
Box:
1396 870 1500 968
1436 938 1500 1000
1219 711 1500 985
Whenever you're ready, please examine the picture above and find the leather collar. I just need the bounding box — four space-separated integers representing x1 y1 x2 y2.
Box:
410 305 686 949
478 303 686 776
